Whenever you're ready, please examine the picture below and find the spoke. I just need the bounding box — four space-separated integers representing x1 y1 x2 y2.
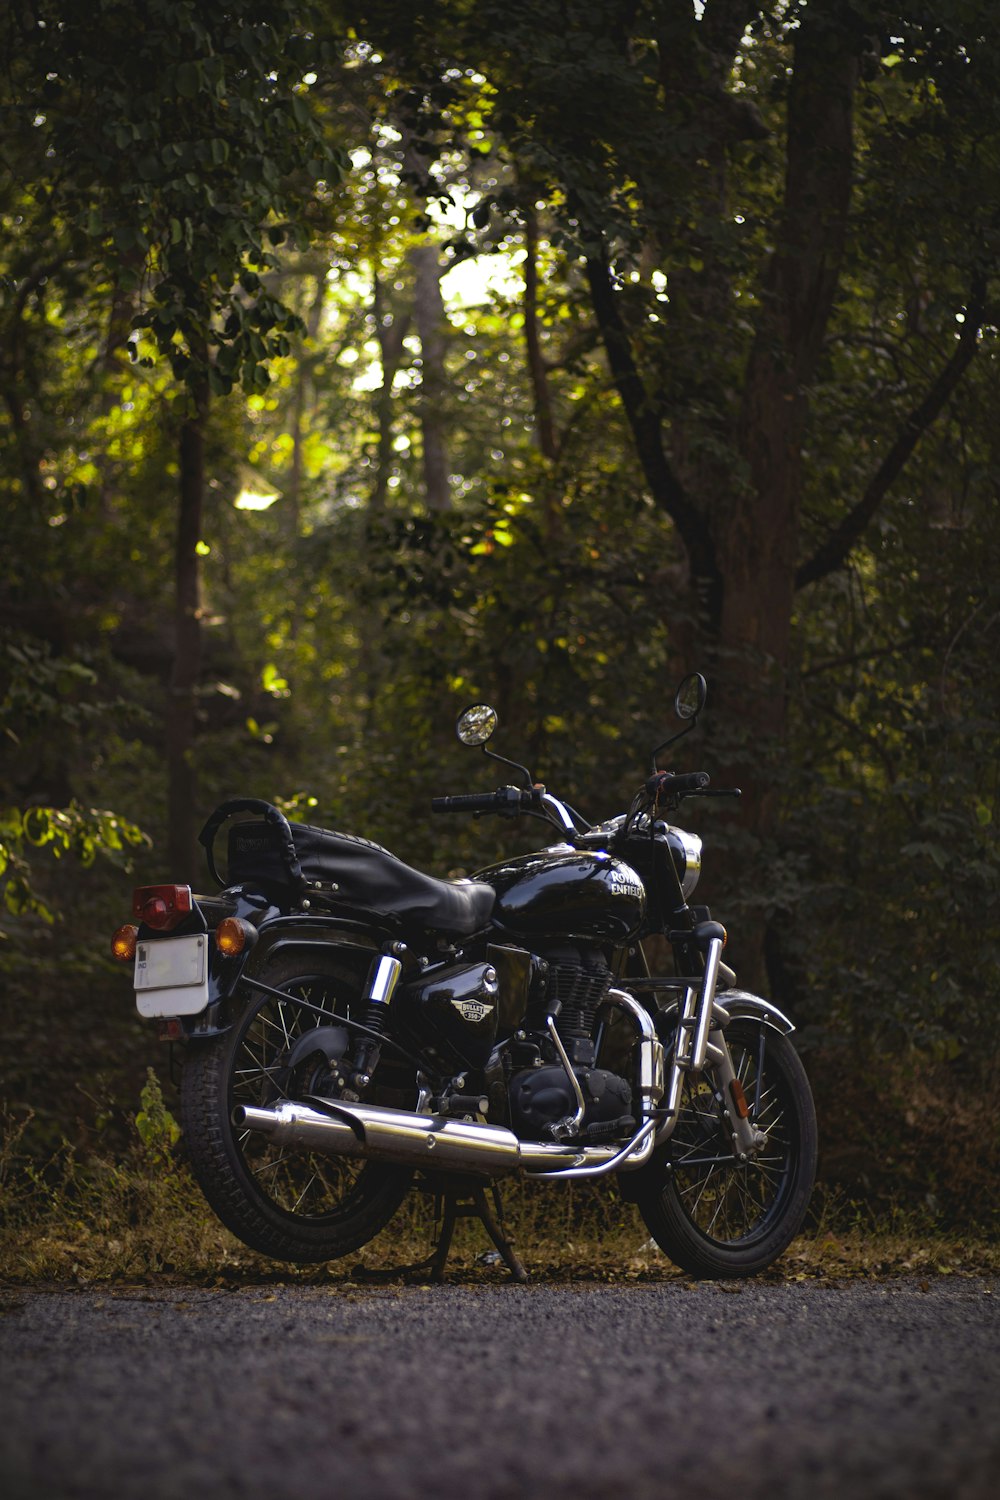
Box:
753 1028 766 1123
292 1172 319 1212
275 1000 294 1051
685 1165 721 1222
736 1169 766 1220
240 1032 272 1072
673 1154 734 1168
704 1184 731 1238
251 1153 289 1180
231 1064 284 1082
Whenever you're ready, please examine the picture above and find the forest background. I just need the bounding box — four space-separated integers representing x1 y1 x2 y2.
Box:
1 0 998 1240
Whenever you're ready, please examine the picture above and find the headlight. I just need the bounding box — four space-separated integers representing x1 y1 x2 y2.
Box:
666 827 702 898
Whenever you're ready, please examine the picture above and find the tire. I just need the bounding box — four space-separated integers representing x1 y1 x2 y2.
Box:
180 950 413 1263
634 1019 817 1278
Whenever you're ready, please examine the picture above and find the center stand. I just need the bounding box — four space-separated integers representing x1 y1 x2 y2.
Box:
354 1172 529 1284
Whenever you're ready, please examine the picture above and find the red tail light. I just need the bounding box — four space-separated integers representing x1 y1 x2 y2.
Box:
132 884 194 931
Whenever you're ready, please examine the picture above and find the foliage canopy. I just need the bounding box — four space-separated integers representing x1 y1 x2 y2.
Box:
0 0 997 1213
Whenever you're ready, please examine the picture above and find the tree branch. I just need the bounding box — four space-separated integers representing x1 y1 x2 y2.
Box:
796 277 988 589
584 250 718 588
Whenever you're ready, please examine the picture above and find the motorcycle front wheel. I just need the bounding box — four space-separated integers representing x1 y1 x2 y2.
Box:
180 950 413 1263
633 1019 817 1278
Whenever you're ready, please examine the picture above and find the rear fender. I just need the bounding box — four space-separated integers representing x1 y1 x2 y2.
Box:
184 911 385 1038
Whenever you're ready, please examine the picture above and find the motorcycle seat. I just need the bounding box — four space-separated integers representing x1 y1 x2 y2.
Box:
227 820 496 937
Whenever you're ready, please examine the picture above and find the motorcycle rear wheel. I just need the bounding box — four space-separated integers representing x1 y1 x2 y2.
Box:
634 1019 817 1278
180 951 413 1263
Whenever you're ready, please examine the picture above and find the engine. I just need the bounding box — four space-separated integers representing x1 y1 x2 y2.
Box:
507 1060 633 1142
505 943 635 1143
396 941 637 1144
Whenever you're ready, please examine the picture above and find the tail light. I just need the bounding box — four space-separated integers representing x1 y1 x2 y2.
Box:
111 924 139 962
132 884 194 931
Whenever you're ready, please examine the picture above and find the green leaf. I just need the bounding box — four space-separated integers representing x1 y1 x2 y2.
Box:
175 61 201 99
207 366 233 397
22 808 53 846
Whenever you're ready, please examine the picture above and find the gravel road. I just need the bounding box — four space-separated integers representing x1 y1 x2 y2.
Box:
1 1276 996 1500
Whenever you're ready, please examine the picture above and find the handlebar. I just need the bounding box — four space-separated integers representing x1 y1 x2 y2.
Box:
432 768 737 841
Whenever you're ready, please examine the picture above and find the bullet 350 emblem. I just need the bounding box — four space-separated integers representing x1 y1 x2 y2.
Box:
451 997 494 1024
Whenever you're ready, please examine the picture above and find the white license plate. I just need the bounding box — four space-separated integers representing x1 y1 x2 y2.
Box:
135 934 209 1018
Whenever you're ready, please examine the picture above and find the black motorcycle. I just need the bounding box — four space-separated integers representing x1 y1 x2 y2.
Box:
113 675 817 1279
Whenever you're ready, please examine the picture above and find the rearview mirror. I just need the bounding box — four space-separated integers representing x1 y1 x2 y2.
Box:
674 672 707 722
456 703 498 747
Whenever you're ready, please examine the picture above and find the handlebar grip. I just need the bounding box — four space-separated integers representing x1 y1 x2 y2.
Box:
431 792 506 813
431 787 540 815
670 771 711 794
646 770 712 799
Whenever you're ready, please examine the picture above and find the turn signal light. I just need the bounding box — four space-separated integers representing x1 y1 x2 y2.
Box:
111 924 139 962
215 916 256 957
133 884 193 931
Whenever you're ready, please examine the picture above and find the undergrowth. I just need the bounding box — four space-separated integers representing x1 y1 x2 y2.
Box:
1 1073 997 1287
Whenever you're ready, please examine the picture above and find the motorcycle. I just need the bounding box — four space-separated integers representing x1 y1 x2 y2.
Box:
112 674 817 1280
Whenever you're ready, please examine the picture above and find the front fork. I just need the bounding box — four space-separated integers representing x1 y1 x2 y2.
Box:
659 936 768 1159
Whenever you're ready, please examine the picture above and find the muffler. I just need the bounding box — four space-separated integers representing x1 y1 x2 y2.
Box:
232 1097 654 1178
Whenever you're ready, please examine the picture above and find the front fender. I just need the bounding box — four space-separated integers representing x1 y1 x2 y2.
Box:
714 989 796 1036
654 988 796 1040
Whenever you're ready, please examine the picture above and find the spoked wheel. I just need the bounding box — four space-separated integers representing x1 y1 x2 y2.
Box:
180 951 413 1263
634 1019 817 1278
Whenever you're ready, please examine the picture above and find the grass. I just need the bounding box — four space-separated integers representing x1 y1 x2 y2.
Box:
1 1075 997 1289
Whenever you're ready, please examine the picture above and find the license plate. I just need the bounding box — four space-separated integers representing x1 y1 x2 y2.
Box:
135 934 209 1018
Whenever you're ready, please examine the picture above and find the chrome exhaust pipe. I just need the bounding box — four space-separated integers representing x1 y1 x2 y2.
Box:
232 1097 654 1178
234 1098 521 1175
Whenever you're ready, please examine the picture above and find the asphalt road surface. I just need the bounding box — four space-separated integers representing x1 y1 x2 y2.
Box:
1 1276 997 1500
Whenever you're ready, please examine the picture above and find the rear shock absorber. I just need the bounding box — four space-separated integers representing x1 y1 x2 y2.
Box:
349 954 402 1089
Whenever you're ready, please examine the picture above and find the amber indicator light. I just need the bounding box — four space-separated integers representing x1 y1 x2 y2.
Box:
111 924 139 962
215 916 254 956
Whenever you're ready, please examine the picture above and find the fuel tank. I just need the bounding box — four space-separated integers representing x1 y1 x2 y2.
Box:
476 848 646 943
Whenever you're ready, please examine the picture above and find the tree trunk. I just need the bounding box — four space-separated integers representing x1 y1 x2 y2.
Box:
523 205 557 462
287 274 327 537
167 387 207 883
720 0 859 725
410 242 451 511
370 270 410 516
